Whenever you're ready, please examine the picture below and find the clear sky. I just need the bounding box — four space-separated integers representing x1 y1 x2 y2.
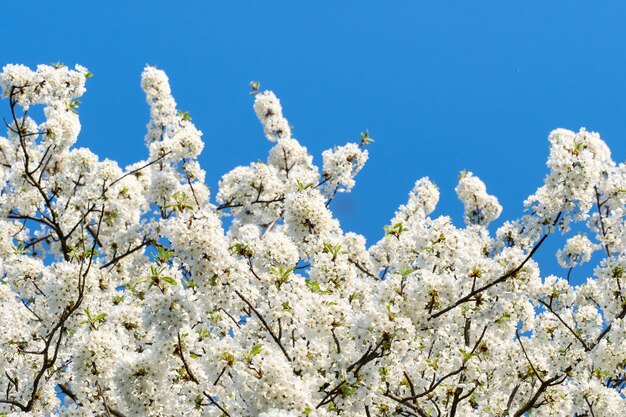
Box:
2 1 626 283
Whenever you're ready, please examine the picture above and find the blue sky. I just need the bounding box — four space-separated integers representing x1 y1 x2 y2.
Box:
2 1 626 282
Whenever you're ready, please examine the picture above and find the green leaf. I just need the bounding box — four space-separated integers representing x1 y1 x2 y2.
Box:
322 242 345 260
296 179 313 191
426 357 439 370
459 348 477 363
593 368 612 379
66 100 81 114
167 191 194 212
160 276 177 286
305 279 331 294
177 110 192 121
250 343 263 356
341 383 357 397
183 277 197 288
155 246 173 263
94 313 107 322
400 265 415 278
384 222 406 238
131 277 149 289
197 328 210 342
270 266 295 289
378 366 389 381
360 129 374 146
12 242 27 255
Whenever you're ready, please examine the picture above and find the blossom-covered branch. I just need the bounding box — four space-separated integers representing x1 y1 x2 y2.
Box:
0 63 624 417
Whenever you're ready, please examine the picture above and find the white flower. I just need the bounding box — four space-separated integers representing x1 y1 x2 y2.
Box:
321 143 368 193
456 171 502 226
254 91 291 142
557 234 599 268
1 63 625 417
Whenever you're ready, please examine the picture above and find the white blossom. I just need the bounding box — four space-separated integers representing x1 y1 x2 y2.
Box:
557 234 599 268
0 63 625 417
456 170 502 226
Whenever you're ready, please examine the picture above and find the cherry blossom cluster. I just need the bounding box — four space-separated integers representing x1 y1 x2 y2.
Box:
0 63 625 417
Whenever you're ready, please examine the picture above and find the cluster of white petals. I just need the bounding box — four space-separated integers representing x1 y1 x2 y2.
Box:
557 234 599 268
0 63 88 107
321 143 368 193
0 63 625 417
254 91 292 142
526 128 613 231
456 170 502 226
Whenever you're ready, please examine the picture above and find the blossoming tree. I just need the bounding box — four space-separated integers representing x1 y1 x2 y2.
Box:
0 63 625 417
